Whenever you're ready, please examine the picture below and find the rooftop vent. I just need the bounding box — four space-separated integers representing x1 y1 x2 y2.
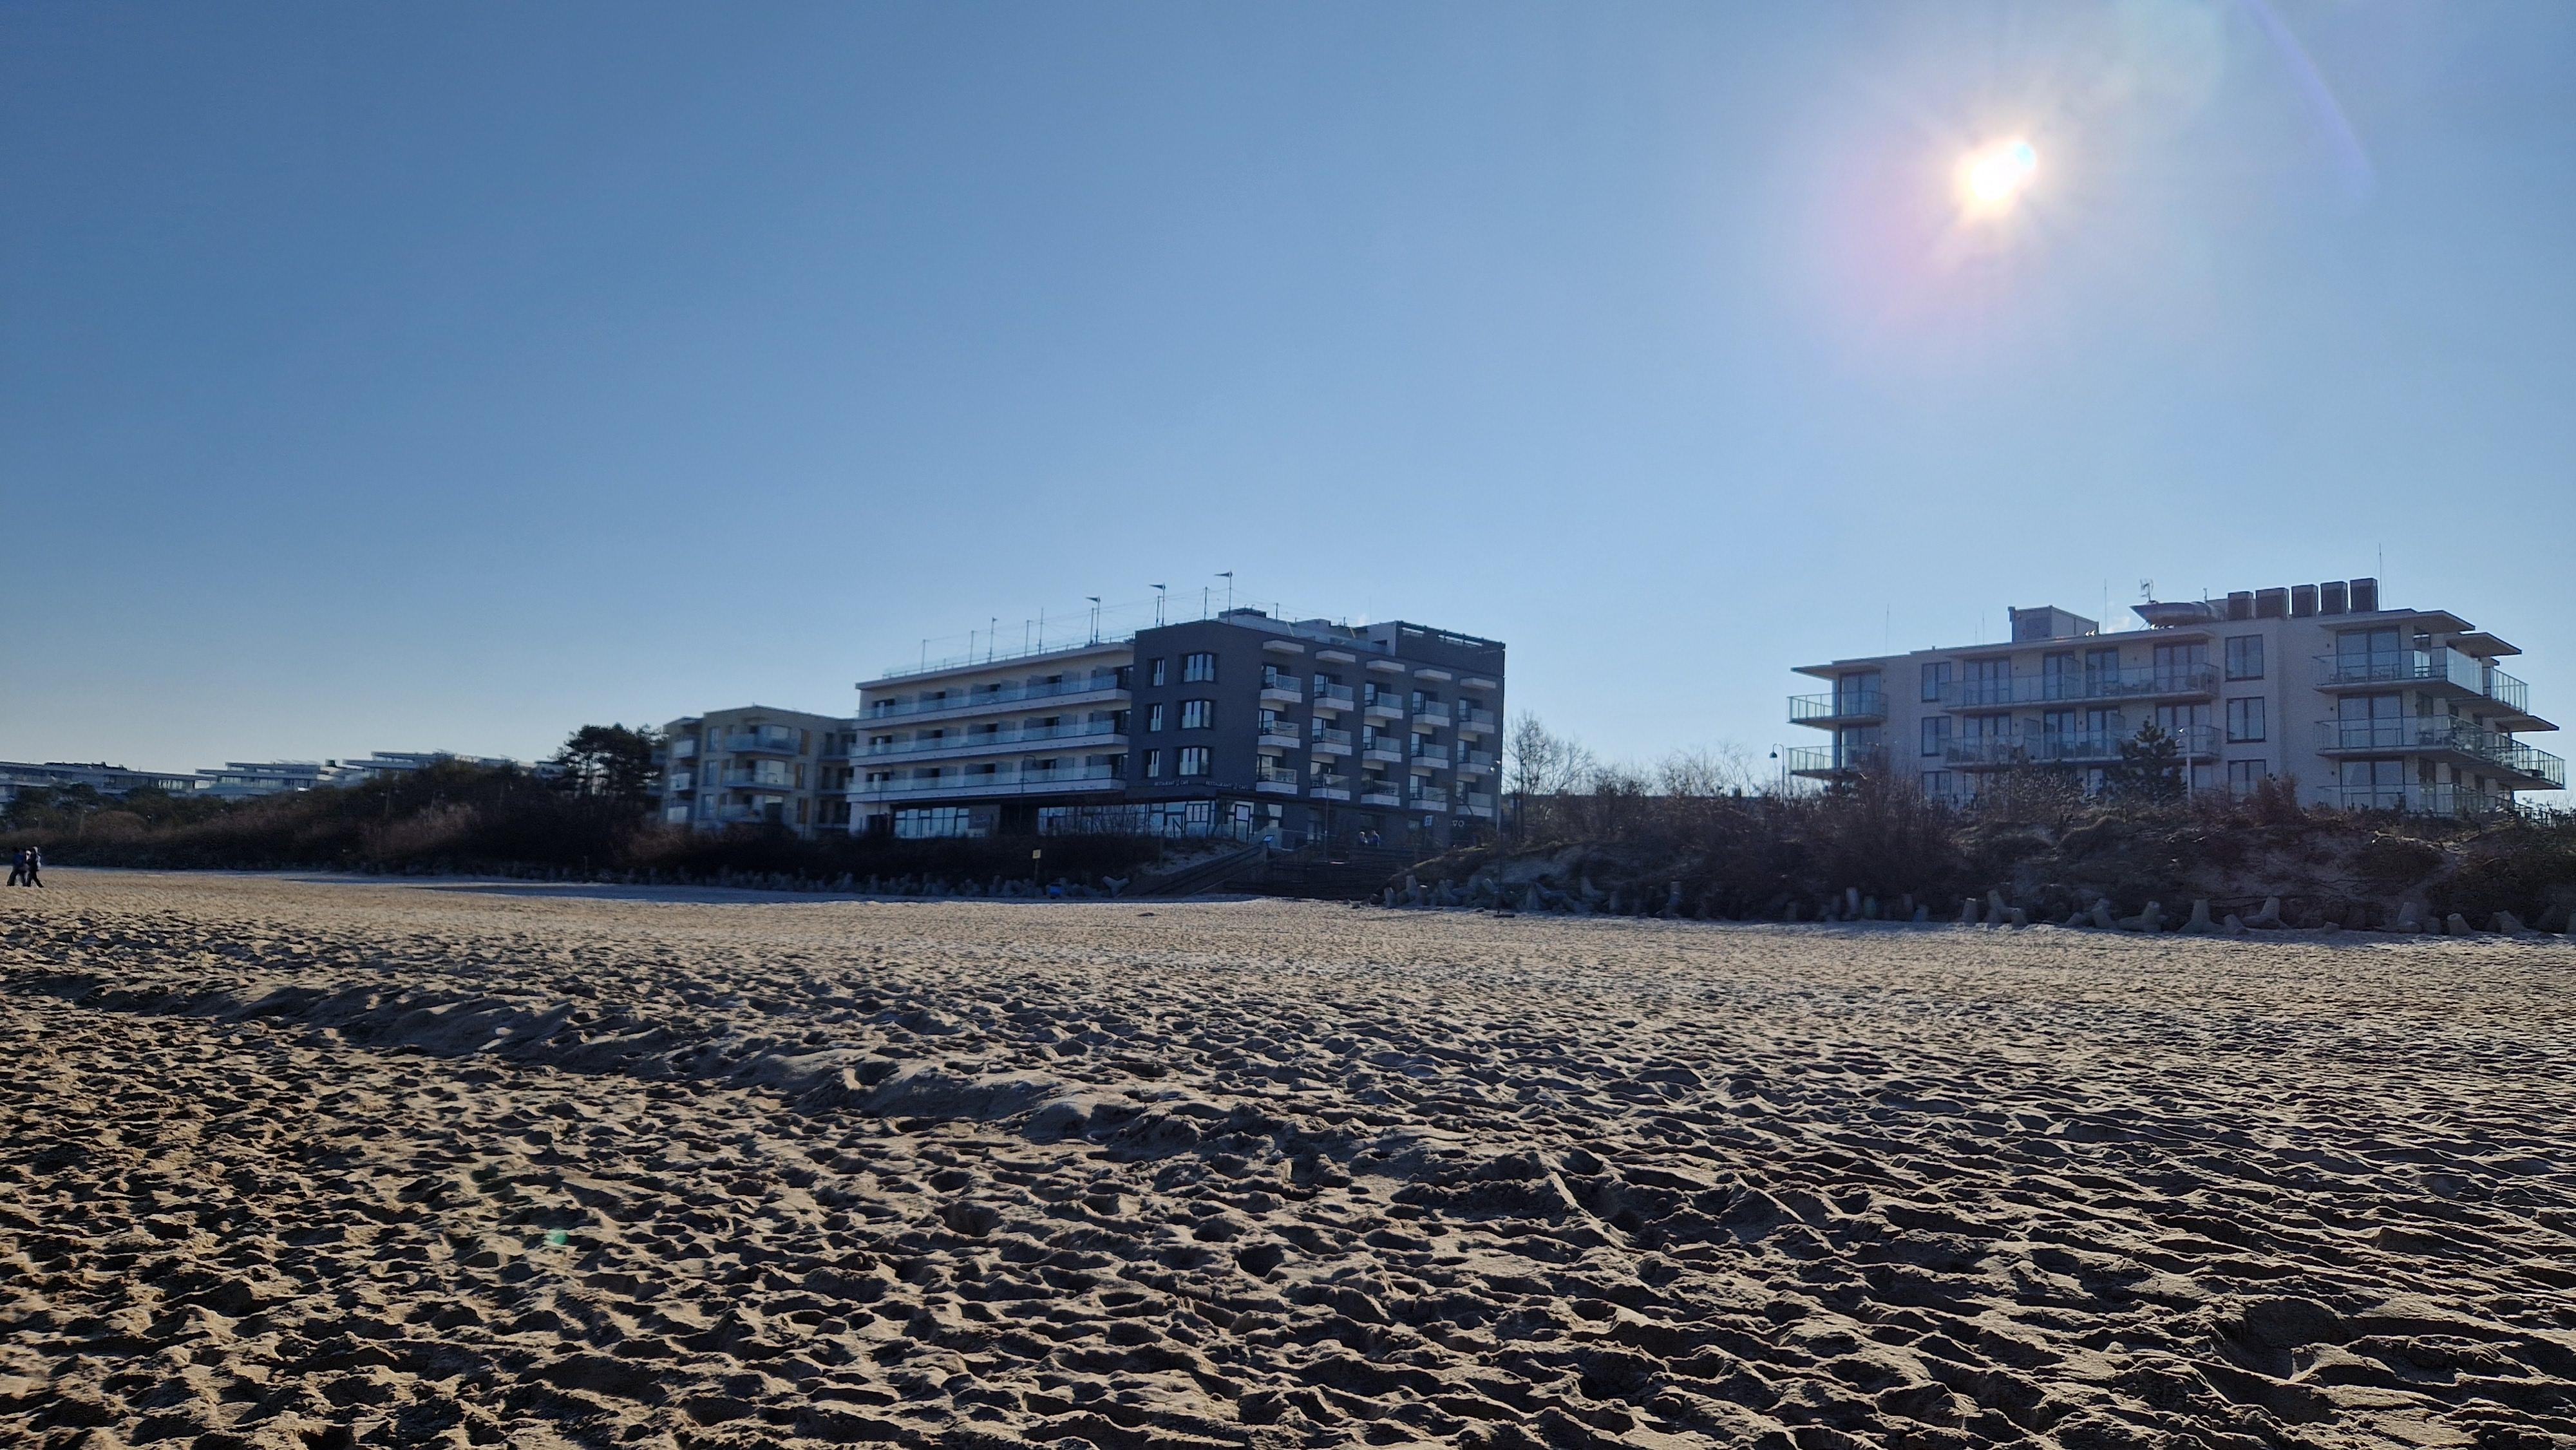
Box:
2349 576 2379 612
2291 583 2318 617
2007 606 2099 642
2320 580 2348 614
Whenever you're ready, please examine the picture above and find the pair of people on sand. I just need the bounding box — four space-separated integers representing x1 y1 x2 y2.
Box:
6 847 40 888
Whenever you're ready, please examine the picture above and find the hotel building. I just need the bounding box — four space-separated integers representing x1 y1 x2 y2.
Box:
848 609 1504 845
1786 578 2563 815
658 705 857 837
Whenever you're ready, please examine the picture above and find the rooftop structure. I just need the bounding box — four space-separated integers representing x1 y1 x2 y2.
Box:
0 760 202 809
1786 577 2562 816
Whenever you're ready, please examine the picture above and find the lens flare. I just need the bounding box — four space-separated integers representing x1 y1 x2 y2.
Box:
1962 139 2038 212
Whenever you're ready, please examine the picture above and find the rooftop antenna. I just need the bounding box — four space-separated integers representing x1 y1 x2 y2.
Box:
2139 578 2154 604
989 616 998 663
1086 597 1101 643
1152 584 1166 626
1218 570 1234 613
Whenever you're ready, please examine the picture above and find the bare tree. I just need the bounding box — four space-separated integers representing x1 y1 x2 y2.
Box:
1656 745 1759 798
1506 714 1593 841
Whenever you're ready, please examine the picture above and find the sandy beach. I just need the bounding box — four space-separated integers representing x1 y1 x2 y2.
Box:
4 870 2572 1449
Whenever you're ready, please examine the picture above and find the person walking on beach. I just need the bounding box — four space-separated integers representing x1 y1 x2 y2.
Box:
5 849 22 888
21 846 40 889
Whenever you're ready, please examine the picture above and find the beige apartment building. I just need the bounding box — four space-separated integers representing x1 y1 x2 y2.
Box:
658 704 857 837
1787 577 2562 816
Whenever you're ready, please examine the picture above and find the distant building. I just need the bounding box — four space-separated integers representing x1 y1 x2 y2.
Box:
323 751 529 786
849 608 1505 848
1786 577 2563 816
657 706 855 838
196 761 330 798
0 760 200 810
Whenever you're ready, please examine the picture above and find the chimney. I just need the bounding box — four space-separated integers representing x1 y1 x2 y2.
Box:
2255 588 2289 619
2291 583 2318 617
2226 591 2254 621
2349 577 2379 612
2319 580 2348 614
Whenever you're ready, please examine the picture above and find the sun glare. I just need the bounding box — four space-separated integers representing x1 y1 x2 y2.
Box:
1961 138 2038 214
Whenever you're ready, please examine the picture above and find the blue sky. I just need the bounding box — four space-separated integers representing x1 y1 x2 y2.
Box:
3 3 2570 796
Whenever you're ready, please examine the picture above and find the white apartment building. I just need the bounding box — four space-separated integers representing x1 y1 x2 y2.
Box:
658 705 857 838
850 640 1134 839
1787 578 2563 816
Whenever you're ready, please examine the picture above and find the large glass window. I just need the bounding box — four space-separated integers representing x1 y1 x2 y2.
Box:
2225 697 2267 742
1920 661 1951 703
1180 699 1213 730
1177 746 1211 778
1148 658 1168 686
2226 760 2267 797
1920 717 1950 757
1182 652 1217 683
1141 748 1163 779
1145 703 1166 733
2224 636 2264 681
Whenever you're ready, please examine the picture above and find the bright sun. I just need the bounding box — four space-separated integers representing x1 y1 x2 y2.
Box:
1961 138 2038 212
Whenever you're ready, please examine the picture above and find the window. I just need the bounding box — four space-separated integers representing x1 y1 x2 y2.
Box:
1920 770 1953 800
1146 703 1166 733
1142 748 1163 779
1920 661 1951 702
1259 708 1282 735
1148 658 1168 687
1920 717 1950 757
1177 746 1211 778
2224 636 2264 681
1182 652 1217 683
1113 664 1132 690
1180 699 1213 730
1262 663 1287 689
2226 697 2266 742
2227 760 2268 797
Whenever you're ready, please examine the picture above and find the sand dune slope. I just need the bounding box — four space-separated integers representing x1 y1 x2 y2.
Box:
4 871 2573 1449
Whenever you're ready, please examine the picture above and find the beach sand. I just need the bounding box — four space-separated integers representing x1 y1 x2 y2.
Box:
4 871 2572 1449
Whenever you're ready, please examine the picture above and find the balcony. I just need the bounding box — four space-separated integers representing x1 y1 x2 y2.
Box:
1362 697 1405 722
1941 665 2218 709
1311 776 1352 801
1939 724 2220 769
1457 750 1496 776
666 769 694 792
863 674 1126 720
2323 784 2519 819
1260 679 1302 704
864 720 1126 760
1464 792 1497 816
1408 789 1448 812
849 764 1124 800
1787 691 1888 727
2315 650 2535 713
717 767 803 789
1311 728 1354 756
668 739 697 760
1362 742 1405 764
1359 786 1402 807
1412 703 1452 727
1256 766 1300 795
1785 745 1874 779
1258 729 1302 751
1455 708 1499 735
724 731 804 755
1312 684 1357 713
1408 751 1445 773
2315 720 2568 789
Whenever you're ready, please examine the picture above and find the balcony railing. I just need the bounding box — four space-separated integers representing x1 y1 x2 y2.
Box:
1312 727 1354 749
724 731 804 754
1455 708 1499 732
2315 650 2532 713
1361 742 1405 762
1311 775 1352 798
1260 677 1303 700
1785 745 1877 777
1256 766 1300 789
1412 702 1452 724
1464 792 1497 814
1788 691 1888 724
1942 664 2217 709
1362 695 1405 717
2324 784 2519 818
864 674 1126 719
2315 720 2568 787
1312 684 1357 709
1457 750 1497 774
865 720 1124 757
851 764 1122 798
